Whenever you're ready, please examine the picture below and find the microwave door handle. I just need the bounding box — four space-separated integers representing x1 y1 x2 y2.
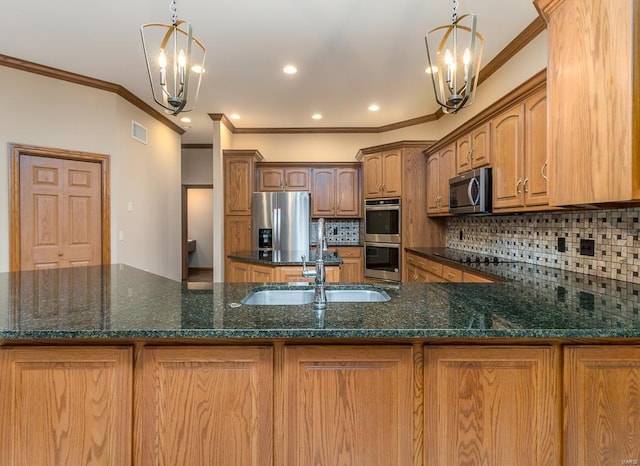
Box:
468 178 480 206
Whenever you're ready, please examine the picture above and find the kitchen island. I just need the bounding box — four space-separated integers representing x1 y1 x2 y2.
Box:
1 264 639 465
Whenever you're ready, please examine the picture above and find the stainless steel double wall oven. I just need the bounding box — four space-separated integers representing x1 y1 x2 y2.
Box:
364 198 401 281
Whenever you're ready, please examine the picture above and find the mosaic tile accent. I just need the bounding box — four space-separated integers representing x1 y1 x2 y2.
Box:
446 207 640 284
311 219 361 245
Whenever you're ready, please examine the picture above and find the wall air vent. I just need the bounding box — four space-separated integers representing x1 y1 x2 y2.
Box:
131 120 147 144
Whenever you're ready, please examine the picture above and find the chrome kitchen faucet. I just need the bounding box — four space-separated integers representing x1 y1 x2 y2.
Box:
301 218 327 309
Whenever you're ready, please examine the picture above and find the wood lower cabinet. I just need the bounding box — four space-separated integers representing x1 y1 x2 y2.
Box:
136 346 273 466
404 251 496 283
283 345 414 466
227 259 340 283
564 346 640 466
0 346 132 466
425 346 560 466
332 246 363 282
224 216 253 281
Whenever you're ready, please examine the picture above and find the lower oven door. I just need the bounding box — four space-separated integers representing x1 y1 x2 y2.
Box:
364 242 401 282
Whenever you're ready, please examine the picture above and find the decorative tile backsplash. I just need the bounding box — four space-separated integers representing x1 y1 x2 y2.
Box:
311 219 361 245
446 207 640 284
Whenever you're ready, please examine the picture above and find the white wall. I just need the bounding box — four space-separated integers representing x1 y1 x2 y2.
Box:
182 148 214 184
0 67 182 280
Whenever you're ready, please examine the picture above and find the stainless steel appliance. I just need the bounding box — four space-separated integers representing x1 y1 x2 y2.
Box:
364 198 401 243
449 167 492 215
364 242 401 282
252 192 310 252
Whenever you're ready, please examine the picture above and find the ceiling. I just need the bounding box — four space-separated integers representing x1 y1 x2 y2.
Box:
1 0 540 144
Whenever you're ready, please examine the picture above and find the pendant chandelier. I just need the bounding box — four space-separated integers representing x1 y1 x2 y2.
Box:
425 0 483 114
140 0 206 115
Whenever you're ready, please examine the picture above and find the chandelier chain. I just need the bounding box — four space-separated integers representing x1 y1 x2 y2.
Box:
452 0 458 23
169 0 178 25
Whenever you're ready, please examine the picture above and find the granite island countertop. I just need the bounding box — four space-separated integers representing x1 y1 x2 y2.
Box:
1 264 640 341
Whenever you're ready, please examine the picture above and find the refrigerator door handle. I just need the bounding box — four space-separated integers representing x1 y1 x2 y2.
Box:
273 208 281 250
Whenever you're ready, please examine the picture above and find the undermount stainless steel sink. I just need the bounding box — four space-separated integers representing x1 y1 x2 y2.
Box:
240 286 391 305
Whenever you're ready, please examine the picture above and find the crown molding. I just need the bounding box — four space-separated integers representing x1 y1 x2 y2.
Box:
0 53 184 135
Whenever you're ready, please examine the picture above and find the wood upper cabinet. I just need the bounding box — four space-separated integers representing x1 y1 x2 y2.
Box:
534 0 640 205
456 122 491 174
283 345 414 466
363 151 402 198
136 346 273 466
311 167 360 217
425 346 559 466
426 143 456 215
224 151 262 215
0 346 132 466
257 167 310 192
564 346 640 466
492 88 548 212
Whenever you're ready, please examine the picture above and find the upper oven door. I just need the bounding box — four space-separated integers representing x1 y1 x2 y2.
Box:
364 200 401 243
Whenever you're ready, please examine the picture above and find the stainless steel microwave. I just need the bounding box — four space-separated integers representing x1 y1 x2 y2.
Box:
449 167 492 215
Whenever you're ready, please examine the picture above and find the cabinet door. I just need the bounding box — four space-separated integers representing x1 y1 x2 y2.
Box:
565 346 640 466
524 89 549 207
284 168 310 191
311 168 336 217
278 266 313 283
224 155 254 215
227 260 251 282
471 122 491 168
325 265 340 282
284 345 413 466
381 151 402 197
425 346 559 466
334 246 363 282
0 347 132 466
426 153 441 214
251 264 274 282
438 144 456 212
258 167 285 191
492 105 524 210
224 216 252 255
363 154 383 198
456 134 472 174
335 168 360 217
137 346 273 466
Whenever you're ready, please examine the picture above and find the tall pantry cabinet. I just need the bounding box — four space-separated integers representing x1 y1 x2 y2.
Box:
223 150 263 281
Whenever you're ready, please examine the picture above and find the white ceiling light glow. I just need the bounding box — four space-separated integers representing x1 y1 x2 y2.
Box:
368 104 380 112
311 113 322 120
283 65 298 75
230 113 241 120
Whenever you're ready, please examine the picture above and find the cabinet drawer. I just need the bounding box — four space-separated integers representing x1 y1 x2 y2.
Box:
442 265 463 282
463 271 494 283
424 259 443 277
333 246 362 258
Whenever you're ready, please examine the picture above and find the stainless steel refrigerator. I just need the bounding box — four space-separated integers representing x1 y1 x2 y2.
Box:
252 192 310 252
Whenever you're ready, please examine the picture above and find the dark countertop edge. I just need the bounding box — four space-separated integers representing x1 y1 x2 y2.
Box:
3 328 640 340
227 251 343 266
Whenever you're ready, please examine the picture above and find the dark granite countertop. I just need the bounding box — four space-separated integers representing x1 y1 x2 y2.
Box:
1 264 639 341
228 249 343 266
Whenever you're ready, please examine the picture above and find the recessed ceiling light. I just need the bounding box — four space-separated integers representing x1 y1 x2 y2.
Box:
425 66 439 74
311 113 322 120
368 104 380 112
180 117 191 123
283 65 298 75
230 113 240 120
181 125 192 130
191 65 205 74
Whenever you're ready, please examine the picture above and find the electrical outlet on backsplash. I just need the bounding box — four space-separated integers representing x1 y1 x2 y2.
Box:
311 219 361 245
446 207 640 284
